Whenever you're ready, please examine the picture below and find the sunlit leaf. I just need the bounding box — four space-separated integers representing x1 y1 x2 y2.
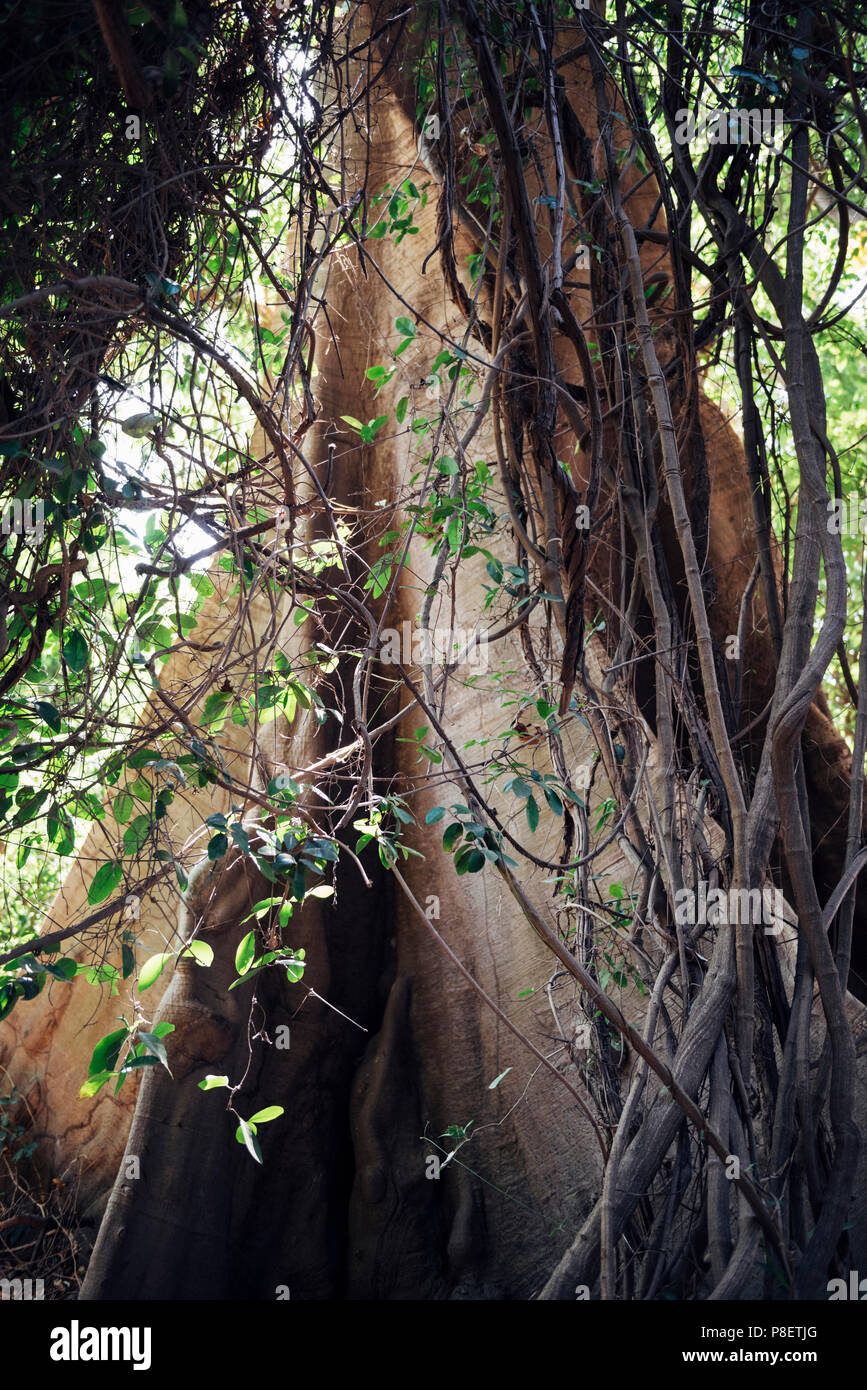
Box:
138 952 171 992
235 931 256 975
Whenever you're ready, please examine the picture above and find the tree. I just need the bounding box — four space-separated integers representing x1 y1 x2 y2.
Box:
1 0 867 1301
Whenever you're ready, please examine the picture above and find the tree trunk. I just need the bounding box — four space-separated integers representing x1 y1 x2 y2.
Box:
4 4 867 1301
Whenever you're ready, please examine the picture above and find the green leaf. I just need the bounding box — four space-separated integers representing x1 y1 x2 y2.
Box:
88 860 122 905
443 823 463 853
341 415 364 431
62 629 88 672
395 396 408 424
235 931 256 975
79 1071 114 1098
395 316 415 337
121 943 136 978
268 773 301 798
202 692 231 727
247 1105 284 1124
117 1056 159 1074
488 1067 512 1089
41 957 77 982
361 415 389 443
561 786 587 808
231 823 250 854
127 748 164 769
425 806 445 824
88 1027 128 1077
728 65 780 94
138 952 171 992
123 814 151 855
303 837 338 862
237 1118 263 1163
184 940 214 967
189 573 215 598
72 790 105 821
526 796 540 833
208 832 229 860
47 803 75 855
242 896 283 923
306 884 334 899
288 681 312 710
136 1030 170 1071
34 701 61 733
198 1074 230 1091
